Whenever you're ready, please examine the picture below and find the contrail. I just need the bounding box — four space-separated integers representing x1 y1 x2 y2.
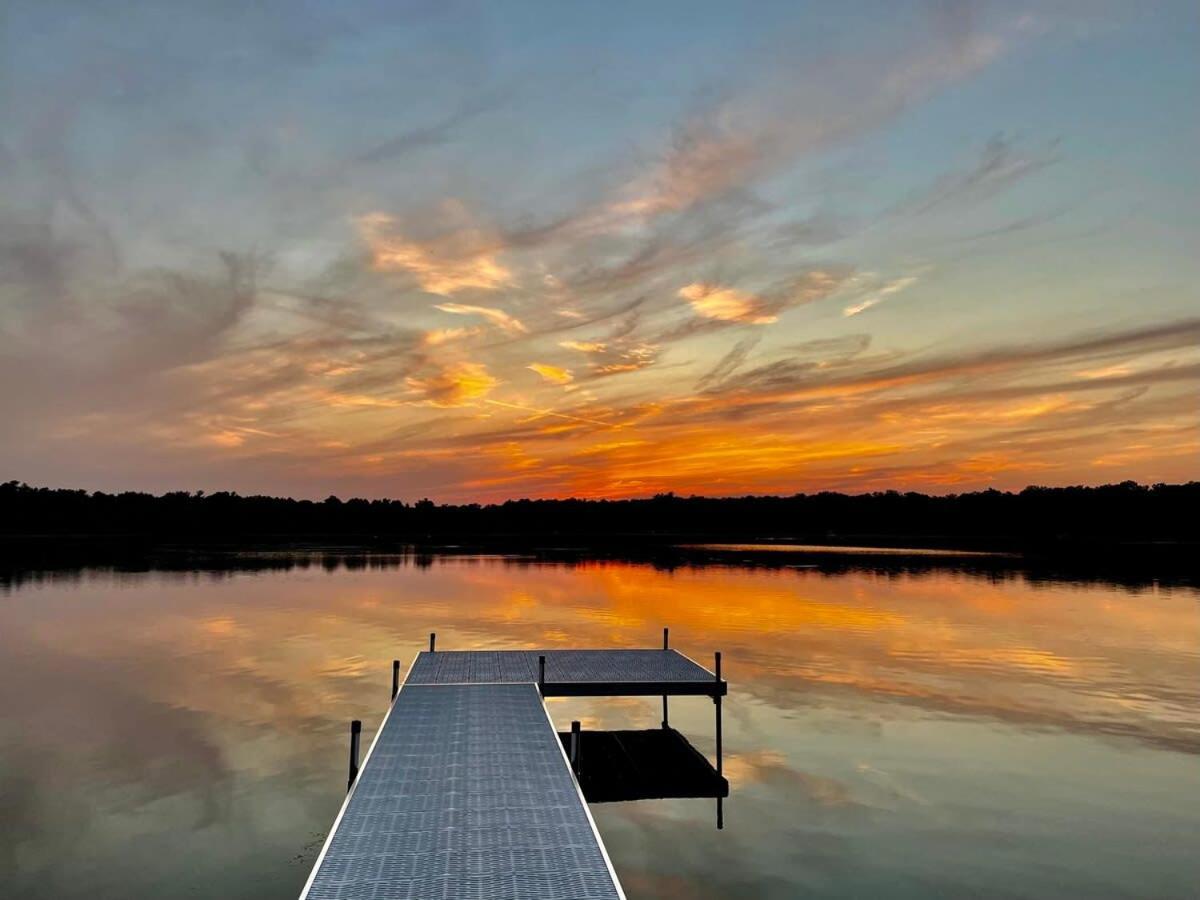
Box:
482 398 620 429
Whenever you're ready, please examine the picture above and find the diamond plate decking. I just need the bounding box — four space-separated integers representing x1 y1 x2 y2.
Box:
301 647 726 899
301 683 624 900
407 649 726 697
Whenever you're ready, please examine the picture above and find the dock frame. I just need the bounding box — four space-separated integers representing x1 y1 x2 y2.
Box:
300 635 726 899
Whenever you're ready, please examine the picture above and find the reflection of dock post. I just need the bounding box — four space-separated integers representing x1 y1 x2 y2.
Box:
538 655 546 695
347 719 362 792
570 720 581 773
429 632 436 652
662 627 670 728
713 651 723 777
391 659 400 700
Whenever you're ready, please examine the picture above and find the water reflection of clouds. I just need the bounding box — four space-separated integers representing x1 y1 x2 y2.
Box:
2 555 1199 898
725 751 857 808
10 555 1198 757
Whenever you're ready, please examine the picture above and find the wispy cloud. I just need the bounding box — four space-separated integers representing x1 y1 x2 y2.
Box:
358 212 511 296
695 335 761 390
560 340 607 353
406 361 499 407
433 302 527 334
355 90 508 164
843 275 919 317
527 362 573 385
666 270 852 339
593 350 658 377
688 318 1200 416
422 326 481 346
892 134 1059 218
679 283 779 324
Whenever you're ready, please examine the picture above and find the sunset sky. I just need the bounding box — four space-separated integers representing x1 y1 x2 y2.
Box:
2 1 1197 501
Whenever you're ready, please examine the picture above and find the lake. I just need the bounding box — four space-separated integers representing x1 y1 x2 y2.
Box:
1 549 1197 899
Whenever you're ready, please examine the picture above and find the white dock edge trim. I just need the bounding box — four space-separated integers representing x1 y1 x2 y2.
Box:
537 692 628 900
297 653 418 900
675 647 722 682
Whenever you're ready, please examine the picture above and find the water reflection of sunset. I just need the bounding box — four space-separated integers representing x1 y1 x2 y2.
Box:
2 556 1198 899
15 558 1196 755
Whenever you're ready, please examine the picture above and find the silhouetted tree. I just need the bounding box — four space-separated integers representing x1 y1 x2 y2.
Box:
1 479 1197 545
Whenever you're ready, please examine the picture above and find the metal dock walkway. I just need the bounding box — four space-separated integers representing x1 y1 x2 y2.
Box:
300 641 725 899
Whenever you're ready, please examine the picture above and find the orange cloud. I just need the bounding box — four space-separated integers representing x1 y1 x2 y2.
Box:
320 392 404 409
407 361 498 407
422 327 480 346
678 283 778 324
527 363 574 385
592 343 658 377
434 302 527 334
560 340 607 353
358 212 510 296
207 430 245 448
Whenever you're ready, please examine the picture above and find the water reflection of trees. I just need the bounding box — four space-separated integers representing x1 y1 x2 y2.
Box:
2 542 1194 593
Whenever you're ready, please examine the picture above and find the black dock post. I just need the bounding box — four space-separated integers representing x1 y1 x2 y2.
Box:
661 627 670 728
538 655 546 695
715 650 725 828
569 720 581 774
391 659 400 700
429 632 436 652
347 719 362 792
714 651 723 777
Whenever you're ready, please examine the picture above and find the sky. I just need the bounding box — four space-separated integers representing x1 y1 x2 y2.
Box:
1 1 1197 501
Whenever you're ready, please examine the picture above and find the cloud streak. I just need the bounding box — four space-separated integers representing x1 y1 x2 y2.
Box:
359 212 511 296
434 302 527 334
527 362 573 385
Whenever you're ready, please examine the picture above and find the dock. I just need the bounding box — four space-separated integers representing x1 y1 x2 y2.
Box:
300 638 726 899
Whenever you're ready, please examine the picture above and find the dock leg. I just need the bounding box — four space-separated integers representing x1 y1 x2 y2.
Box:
429 632 436 652
717 797 724 831
538 655 546 695
570 720 581 774
714 651 723 777
347 719 362 792
391 659 400 700
715 695 723 777
661 627 671 728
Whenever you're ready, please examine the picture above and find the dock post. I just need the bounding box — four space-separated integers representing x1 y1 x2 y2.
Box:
714 651 723 777
391 659 400 700
347 719 362 792
570 720 581 774
429 632 436 652
538 655 546 695
661 627 670 728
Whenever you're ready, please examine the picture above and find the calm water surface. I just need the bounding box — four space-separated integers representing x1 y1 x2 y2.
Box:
1 552 1197 899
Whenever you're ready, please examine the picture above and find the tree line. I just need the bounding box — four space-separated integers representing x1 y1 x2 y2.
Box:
2 479 1196 544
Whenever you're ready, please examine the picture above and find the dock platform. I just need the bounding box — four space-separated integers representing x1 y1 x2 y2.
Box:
407 648 726 696
300 644 725 899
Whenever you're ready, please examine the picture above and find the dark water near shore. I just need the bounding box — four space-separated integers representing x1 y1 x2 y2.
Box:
1 548 1198 899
